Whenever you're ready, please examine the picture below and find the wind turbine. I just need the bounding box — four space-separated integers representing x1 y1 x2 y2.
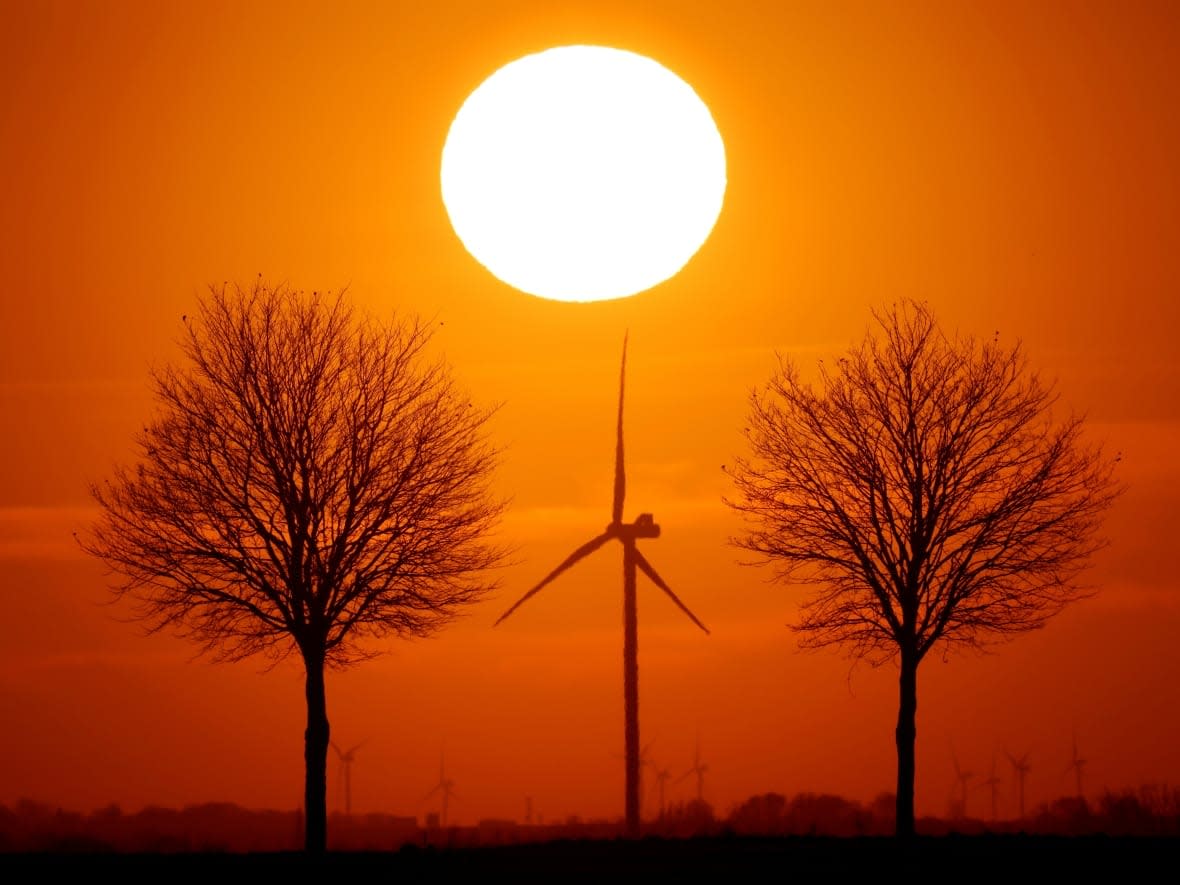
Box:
676 735 709 802
636 741 656 819
651 762 672 819
422 751 458 827
493 334 710 838
950 745 973 819
981 753 1002 821
330 739 366 816
612 739 656 818
1065 733 1087 799
1006 749 1032 819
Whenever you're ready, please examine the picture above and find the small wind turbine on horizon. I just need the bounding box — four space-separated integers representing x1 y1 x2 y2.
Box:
493 334 710 838
611 739 656 818
950 744 973 819
637 741 655 819
676 735 709 803
422 750 458 828
1006 749 1032 819
651 761 673 819
330 739 366 816
1065 733 1087 799
981 753 1002 821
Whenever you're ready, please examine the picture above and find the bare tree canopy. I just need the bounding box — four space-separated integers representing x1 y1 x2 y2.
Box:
80 279 507 852
725 299 1122 837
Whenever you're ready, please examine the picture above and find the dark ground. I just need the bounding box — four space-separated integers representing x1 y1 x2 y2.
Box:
2 834 1177 881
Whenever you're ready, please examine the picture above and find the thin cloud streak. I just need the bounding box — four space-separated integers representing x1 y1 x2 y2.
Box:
0 506 98 560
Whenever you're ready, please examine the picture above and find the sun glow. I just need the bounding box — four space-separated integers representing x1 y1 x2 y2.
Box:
440 45 727 303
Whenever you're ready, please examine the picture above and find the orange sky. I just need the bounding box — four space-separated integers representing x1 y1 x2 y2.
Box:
2 0 1179 827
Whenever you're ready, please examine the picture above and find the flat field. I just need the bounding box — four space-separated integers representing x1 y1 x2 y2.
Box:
2 834 1175 880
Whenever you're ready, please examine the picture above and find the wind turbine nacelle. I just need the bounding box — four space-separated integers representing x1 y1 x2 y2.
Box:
615 513 660 539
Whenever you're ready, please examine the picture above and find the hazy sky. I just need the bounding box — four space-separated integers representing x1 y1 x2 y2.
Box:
2 0 1178 826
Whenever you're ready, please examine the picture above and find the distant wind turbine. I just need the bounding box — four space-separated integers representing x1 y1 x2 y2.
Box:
639 741 662 820
651 762 673 819
494 334 710 838
950 744 973 819
620 740 657 819
330 739 366 816
1066 733 1087 799
981 753 1002 821
1006 749 1032 819
676 736 709 802
422 750 458 827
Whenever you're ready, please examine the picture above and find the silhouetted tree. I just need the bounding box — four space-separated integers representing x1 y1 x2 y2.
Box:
726 300 1122 839
785 792 867 836
657 797 717 838
80 280 506 854
726 792 788 835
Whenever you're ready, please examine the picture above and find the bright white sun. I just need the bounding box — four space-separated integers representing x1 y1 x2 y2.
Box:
440 45 727 303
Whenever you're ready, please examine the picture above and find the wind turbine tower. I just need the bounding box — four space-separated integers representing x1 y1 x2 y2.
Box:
494 334 711 838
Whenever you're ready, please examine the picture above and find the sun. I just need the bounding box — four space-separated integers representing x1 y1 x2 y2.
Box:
440 45 727 303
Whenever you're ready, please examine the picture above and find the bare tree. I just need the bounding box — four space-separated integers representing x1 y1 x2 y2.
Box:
79 279 507 854
725 300 1122 839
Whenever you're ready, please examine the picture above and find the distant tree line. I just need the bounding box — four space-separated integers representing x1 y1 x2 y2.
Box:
4 785 1178 853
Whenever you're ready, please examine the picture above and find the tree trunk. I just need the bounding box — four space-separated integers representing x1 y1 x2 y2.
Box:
623 540 640 838
894 646 919 838
303 651 330 854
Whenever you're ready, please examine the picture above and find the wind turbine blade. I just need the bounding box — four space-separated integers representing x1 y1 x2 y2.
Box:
612 332 627 526
493 532 613 626
633 550 710 635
